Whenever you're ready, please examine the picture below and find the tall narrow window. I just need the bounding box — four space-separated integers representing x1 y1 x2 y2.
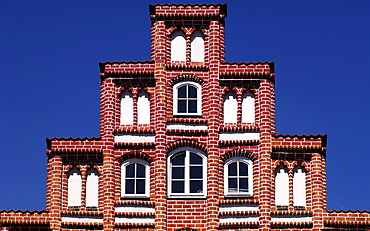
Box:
293 165 306 207
137 90 150 124
168 148 206 196
171 30 186 62
121 159 149 198
67 167 82 207
242 90 255 123
120 89 133 125
190 30 204 62
223 91 237 124
85 168 99 208
224 157 253 196
173 82 202 116
275 165 289 206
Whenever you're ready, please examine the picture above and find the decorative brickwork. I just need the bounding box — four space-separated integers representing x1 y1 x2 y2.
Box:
1 3 369 231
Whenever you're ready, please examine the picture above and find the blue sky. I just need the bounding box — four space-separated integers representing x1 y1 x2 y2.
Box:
1 0 369 210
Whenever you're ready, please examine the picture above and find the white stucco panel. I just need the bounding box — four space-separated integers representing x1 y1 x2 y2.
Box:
271 216 312 222
115 134 155 143
115 217 155 223
219 132 259 141
219 204 259 212
167 123 207 130
62 216 103 223
115 205 155 213
220 216 259 222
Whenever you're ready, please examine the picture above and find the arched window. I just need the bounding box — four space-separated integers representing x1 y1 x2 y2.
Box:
241 90 255 123
120 89 133 125
85 167 99 208
173 81 202 116
168 147 207 196
275 164 289 206
293 165 306 207
171 30 186 62
137 90 150 124
121 159 149 198
67 167 82 207
190 30 204 62
224 157 253 196
223 91 237 124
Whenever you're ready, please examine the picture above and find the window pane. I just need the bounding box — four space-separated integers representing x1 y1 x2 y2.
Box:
136 164 145 178
178 86 187 98
190 166 202 179
228 178 237 192
188 86 197 98
190 153 202 164
190 180 202 193
178 100 187 113
172 181 184 193
239 162 248 176
136 179 145 194
125 179 134 194
239 178 248 192
188 100 197 113
172 167 185 179
172 154 185 165
228 162 237 176
126 164 135 178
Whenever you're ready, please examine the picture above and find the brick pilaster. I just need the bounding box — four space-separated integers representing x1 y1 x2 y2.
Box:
153 20 167 231
312 152 324 231
49 155 62 231
206 19 221 231
258 80 274 231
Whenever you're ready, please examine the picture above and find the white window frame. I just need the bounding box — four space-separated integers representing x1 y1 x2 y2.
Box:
224 157 253 197
168 147 207 197
173 81 202 116
121 159 150 198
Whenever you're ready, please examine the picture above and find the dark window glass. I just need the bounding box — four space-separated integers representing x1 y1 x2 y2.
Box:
172 181 184 193
137 164 145 178
125 179 134 194
178 86 187 98
239 178 248 192
190 166 202 178
178 100 187 113
228 162 237 176
126 164 135 177
172 167 185 179
190 180 202 193
172 154 185 165
239 162 248 176
190 153 202 164
188 86 197 98
136 179 145 194
188 100 197 113
228 178 237 192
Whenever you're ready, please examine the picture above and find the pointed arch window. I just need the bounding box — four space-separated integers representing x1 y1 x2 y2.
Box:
120 89 133 125
67 167 82 207
275 164 289 206
293 165 306 207
242 90 255 123
223 91 238 123
190 30 204 62
85 167 99 208
137 90 151 124
171 30 186 62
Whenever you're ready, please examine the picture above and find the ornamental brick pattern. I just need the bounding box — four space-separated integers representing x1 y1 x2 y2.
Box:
1 3 369 231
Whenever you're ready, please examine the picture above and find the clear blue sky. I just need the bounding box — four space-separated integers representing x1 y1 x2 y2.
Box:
1 0 369 211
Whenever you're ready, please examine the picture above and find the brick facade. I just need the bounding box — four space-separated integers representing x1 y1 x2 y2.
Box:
1 3 369 231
